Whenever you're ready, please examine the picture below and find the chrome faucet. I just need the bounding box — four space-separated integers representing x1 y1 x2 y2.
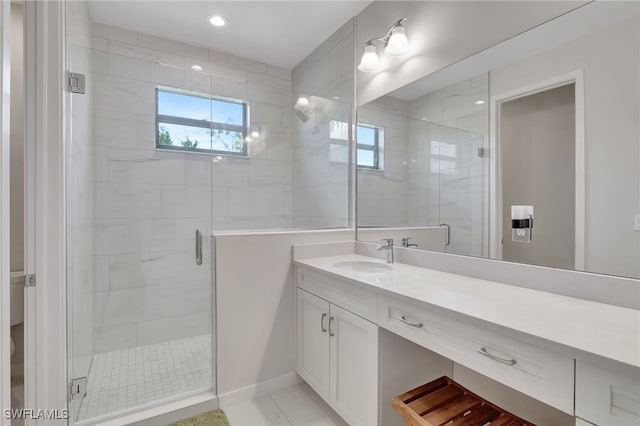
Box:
401 237 418 248
376 239 394 263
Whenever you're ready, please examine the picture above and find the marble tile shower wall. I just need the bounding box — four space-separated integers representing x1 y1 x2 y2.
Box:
291 20 354 228
357 102 411 228
88 23 293 352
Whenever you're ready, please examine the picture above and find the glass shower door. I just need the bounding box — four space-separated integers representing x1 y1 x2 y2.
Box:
65 29 215 423
433 124 486 257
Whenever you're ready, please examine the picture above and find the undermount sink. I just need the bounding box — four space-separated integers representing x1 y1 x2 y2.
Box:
332 260 392 272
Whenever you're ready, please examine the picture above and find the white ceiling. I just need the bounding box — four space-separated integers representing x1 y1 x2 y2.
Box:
87 1 372 69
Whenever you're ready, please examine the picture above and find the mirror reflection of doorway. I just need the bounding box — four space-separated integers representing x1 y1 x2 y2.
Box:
492 76 584 270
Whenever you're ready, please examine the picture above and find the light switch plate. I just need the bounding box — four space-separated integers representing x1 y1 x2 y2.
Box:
635 214 640 231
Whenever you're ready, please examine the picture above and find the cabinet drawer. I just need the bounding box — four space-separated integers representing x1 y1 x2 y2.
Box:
576 360 640 426
296 266 377 322
378 294 574 414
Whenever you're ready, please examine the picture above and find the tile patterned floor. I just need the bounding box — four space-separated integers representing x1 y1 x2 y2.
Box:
78 334 212 421
224 382 347 426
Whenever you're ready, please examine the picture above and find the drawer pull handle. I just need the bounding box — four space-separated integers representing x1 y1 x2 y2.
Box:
399 315 423 328
478 347 517 366
321 313 327 333
329 316 335 336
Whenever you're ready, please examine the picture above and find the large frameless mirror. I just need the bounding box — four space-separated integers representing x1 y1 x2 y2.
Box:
356 2 640 280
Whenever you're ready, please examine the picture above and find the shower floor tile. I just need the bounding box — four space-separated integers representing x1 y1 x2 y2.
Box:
78 334 212 422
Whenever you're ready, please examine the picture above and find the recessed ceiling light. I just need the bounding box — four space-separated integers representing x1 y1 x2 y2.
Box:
475 100 486 105
208 15 228 27
191 65 203 71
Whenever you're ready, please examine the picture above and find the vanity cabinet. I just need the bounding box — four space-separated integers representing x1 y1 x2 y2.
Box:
575 360 640 426
294 257 640 426
296 285 378 426
378 294 575 414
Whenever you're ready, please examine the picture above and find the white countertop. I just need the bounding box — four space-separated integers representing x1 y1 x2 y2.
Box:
295 253 640 368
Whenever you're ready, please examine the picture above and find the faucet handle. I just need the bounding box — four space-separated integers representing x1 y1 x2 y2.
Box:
380 238 393 247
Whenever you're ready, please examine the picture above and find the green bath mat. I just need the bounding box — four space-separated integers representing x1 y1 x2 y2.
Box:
171 409 230 426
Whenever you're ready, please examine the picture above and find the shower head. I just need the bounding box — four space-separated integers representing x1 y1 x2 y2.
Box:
295 109 310 123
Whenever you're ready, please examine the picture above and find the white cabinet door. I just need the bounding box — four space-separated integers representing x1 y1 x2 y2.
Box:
329 304 379 426
297 288 331 401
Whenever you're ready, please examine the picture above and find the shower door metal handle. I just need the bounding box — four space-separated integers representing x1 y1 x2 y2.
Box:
195 229 203 265
440 223 450 246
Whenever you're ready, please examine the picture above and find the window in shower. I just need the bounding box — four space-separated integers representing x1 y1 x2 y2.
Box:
156 87 248 155
356 124 380 169
329 120 384 169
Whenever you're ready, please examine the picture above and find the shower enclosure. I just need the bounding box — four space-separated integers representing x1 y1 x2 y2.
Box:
66 39 216 426
64 2 353 423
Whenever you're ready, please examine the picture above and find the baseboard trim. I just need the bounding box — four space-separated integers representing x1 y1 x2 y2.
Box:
218 372 303 409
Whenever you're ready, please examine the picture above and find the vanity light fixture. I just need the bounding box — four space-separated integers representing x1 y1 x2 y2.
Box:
208 15 228 27
358 17 409 73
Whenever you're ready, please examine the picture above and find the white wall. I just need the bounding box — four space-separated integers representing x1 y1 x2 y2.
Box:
214 229 354 399
355 1 585 105
86 22 295 353
490 14 640 278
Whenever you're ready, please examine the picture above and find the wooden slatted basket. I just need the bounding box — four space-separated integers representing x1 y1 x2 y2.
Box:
392 376 536 426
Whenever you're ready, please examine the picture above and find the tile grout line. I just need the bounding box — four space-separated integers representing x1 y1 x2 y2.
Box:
268 393 294 426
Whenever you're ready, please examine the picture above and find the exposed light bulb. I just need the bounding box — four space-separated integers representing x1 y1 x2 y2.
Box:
475 100 486 105
190 65 203 71
358 44 380 72
294 96 310 110
208 15 227 27
384 26 409 56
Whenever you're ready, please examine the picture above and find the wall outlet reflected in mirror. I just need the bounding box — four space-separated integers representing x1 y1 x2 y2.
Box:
512 228 531 243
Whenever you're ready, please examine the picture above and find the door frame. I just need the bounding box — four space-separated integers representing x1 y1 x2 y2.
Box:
1 0 12 420
489 70 585 270
22 0 68 420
